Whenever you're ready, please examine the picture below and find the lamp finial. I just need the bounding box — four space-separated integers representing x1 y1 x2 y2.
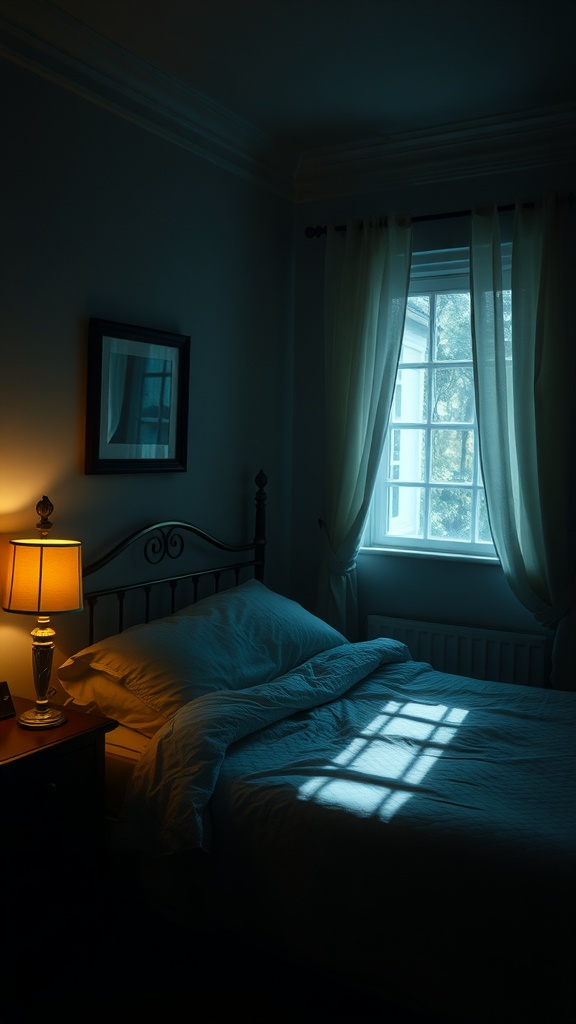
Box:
35 495 54 537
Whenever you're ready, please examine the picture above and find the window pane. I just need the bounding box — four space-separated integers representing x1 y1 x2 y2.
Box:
388 486 424 537
434 293 472 360
388 429 426 482
431 429 473 482
432 367 474 422
392 369 428 422
476 491 492 544
503 290 512 359
400 297 430 363
407 295 430 316
430 488 472 541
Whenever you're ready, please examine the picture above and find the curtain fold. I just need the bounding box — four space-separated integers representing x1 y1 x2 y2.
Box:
470 194 576 689
316 216 412 639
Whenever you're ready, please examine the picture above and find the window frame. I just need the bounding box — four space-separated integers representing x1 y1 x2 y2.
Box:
362 244 511 561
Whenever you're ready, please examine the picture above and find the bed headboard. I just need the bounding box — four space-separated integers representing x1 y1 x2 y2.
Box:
82 470 267 645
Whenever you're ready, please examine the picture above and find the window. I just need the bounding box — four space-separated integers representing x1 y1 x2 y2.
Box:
110 355 174 446
363 246 511 558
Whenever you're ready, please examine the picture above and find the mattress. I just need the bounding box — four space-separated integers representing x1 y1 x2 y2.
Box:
105 725 149 819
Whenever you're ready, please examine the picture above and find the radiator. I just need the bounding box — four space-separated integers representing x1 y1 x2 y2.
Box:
366 614 550 686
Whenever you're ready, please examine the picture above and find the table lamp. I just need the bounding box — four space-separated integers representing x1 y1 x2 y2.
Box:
3 496 83 729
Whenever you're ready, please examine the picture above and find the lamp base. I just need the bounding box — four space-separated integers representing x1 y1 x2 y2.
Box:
18 705 66 730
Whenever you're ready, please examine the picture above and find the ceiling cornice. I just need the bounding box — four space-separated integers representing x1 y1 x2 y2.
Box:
1 0 574 205
0 0 299 200
295 106 576 202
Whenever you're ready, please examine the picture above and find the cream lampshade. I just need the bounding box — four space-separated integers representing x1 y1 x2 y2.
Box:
3 497 83 729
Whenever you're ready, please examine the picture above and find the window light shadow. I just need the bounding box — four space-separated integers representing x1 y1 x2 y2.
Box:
298 700 468 820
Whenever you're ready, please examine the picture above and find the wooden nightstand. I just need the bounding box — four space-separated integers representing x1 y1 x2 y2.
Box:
0 696 117 878
1 698 117 1011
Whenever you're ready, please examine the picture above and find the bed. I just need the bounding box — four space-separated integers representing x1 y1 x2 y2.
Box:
56 471 575 1024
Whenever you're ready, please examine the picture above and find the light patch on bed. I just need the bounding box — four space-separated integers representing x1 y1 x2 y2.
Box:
298 700 468 820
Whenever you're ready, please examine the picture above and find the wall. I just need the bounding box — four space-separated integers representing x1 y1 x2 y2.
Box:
1 40 573 700
0 57 295 698
290 164 575 648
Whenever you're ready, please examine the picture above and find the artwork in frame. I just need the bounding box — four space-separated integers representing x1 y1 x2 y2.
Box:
85 318 190 474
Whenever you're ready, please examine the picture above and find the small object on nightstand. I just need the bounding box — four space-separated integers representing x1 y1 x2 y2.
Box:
0 681 16 720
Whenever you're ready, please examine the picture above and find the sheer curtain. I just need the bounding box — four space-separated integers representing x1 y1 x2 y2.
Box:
316 216 412 639
470 193 576 689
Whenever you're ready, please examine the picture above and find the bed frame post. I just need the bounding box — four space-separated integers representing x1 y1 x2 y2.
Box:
254 469 267 582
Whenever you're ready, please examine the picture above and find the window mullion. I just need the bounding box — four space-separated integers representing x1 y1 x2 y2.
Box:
423 293 435 540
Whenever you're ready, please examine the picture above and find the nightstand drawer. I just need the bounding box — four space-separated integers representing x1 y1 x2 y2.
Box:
0 740 102 855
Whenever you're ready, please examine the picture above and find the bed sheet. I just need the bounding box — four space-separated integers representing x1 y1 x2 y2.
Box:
212 659 576 1021
213 657 576 864
109 641 576 1022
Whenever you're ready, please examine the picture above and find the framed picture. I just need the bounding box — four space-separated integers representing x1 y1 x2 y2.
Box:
85 318 190 474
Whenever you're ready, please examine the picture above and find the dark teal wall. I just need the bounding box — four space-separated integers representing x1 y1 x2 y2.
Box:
1 50 573 697
0 57 294 696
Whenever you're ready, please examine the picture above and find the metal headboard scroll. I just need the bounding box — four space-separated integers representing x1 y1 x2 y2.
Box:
82 470 267 645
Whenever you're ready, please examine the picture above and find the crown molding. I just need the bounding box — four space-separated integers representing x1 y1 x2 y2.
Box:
0 0 299 200
1 1 574 205
295 105 576 202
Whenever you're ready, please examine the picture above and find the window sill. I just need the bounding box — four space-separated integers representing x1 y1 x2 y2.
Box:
359 545 500 566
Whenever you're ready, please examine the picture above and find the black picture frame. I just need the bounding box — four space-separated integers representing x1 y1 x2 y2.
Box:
85 318 190 474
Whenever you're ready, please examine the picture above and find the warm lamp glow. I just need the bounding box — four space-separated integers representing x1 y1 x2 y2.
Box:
3 539 83 615
2 498 83 729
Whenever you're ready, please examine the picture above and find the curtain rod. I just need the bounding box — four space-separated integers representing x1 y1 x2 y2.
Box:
304 203 517 238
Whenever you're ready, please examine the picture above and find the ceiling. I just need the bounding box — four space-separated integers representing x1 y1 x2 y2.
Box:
1 0 574 200
46 0 576 154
